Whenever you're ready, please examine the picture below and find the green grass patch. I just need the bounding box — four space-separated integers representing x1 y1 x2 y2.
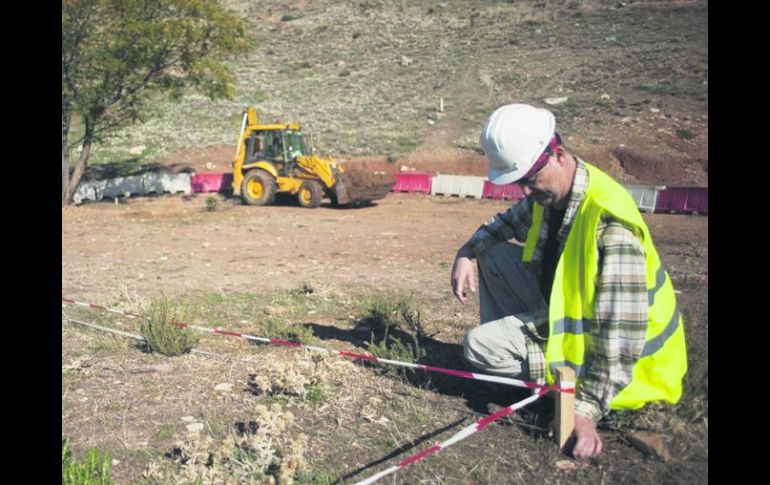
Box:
62 437 112 485
296 468 338 485
304 385 327 406
175 286 355 336
154 424 176 442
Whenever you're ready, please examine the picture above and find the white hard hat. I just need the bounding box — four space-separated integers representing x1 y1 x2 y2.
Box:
480 103 556 185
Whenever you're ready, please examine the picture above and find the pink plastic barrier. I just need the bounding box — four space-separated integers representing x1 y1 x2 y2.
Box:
482 181 525 201
392 172 433 193
191 173 233 193
655 187 708 215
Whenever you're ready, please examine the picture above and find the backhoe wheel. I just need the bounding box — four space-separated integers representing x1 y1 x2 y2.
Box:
297 180 323 208
241 169 276 206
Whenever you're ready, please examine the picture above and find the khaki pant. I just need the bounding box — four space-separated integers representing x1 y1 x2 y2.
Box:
463 241 548 379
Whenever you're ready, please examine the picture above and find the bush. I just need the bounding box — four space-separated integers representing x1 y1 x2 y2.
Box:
368 331 426 372
360 296 428 339
361 296 428 377
205 196 220 212
676 128 696 140
359 296 400 333
140 298 199 356
290 281 315 296
264 317 315 345
62 438 112 485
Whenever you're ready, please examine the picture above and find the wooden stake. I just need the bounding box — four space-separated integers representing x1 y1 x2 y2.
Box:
555 367 575 450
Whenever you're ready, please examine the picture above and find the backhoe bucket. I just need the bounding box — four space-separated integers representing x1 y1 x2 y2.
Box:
334 171 394 205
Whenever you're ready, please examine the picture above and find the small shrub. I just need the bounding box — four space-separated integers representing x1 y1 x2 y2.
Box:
360 295 400 333
360 296 428 339
205 196 219 212
62 437 112 485
140 298 199 356
368 332 426 373
291 282 315 296
676 129 696 140
400 302 428 340
360 296 428 377
265 317 315 345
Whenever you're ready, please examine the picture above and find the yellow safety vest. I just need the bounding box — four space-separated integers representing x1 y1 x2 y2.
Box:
523 163 687 409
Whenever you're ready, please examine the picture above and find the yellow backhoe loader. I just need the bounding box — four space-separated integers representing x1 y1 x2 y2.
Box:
231 107 393 208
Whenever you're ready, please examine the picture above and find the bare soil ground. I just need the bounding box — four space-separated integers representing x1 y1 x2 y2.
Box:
62 192 707 484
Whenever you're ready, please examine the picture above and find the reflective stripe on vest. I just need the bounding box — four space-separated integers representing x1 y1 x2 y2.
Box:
551 317 587 335
642 305 680 358
649 266 667 307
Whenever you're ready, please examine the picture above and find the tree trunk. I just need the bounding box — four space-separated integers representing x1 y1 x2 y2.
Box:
67 134 92 205
62 107 71 207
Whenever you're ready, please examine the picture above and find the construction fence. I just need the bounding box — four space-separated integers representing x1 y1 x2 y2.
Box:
72 171 707 215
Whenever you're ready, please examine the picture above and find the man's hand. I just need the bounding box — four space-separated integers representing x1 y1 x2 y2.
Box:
451 245 476 304
572 413 603 459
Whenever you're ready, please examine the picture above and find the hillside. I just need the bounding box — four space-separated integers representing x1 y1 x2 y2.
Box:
85 0 708 187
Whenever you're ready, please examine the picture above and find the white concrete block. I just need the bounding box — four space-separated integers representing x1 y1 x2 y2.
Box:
71 180 106 204
625 185 665 213
142 172 192 194
101 176 145 199
431 175 486 199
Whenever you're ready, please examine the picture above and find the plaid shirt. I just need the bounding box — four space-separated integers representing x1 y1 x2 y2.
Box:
467 160 648 422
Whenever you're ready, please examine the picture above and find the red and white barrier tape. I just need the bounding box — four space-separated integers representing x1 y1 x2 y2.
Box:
61 298 143 319
61 297 573 393
354 388 551 485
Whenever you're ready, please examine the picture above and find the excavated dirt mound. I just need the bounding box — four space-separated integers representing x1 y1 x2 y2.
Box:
611 147 708 186
340 166 396 202
343 154 488 177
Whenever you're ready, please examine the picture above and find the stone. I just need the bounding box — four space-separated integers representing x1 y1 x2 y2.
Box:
543 96 569 106
186 422 204 433
627 431 671 462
